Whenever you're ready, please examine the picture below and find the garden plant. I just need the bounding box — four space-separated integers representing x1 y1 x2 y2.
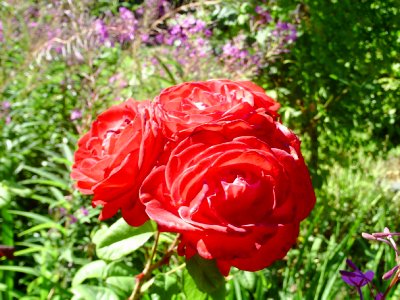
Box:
0 0 399 299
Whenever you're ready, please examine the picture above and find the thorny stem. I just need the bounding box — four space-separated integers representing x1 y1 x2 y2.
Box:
128 232 180 300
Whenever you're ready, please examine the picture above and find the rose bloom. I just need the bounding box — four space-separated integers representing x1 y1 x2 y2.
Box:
140 117 316 275
154 79 280 139
71 100 163 226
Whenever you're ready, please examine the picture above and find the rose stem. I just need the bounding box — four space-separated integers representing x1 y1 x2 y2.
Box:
129 233 180 300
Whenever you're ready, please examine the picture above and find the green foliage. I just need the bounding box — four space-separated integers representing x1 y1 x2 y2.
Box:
93 220 155 261
260 0 400 174
0 0 399 299
185 255 226 299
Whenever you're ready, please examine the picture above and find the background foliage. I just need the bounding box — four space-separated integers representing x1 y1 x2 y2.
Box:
0 0 399 299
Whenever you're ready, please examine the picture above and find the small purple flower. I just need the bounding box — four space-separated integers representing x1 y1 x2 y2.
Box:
150 57 158 65
59 207 67 216
204 28 213 38
28 22 38 28
2 101 11 109
70 109 82 121
340 259 374 299
80 207 89 216
0 21 3 42
382 265 399 280
155 33 164 44
141 33 150 43
94 19 108 43
170 25 181 35
255 6 272 24
69 214 78 224
375 293 384 300
181 16 196 29
119 7 135 21
340 259 374 287
136 7 144 15
255 6 263 14
276 21 289 31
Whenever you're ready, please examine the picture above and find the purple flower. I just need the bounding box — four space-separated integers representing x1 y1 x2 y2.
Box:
155 33 164 44
0 21 3 42
340 259 374 299
204 28 213 38
94 19 108 43
69 214 78 224
255 6 264 14
59 207 67 216
70 109 82 121
181 16 196 29
141 33 150 43
2 101 11 109
255 6 272 24
340 259 374 287
80 207 89 216
136 7 144 15
28 22 38 28
170 25 181 35
276 21 289 31
375 293 384 300
382 265 399 280
150 57 158 65
119 7 135 22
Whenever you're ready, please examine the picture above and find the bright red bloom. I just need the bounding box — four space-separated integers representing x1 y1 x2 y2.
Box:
154 79 280 139
71 100 164 226
140 118 315 275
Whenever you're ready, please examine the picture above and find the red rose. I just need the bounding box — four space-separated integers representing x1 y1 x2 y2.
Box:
71 100 163 226
140 119 315 275
154 79 280 139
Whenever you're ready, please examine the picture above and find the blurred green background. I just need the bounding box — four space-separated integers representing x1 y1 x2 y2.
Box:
0 0 399 299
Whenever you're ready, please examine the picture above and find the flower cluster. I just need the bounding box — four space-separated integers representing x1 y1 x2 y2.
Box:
341 227 400 299
71 79 316 275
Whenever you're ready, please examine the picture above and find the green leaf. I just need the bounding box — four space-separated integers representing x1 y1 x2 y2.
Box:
0 282 7 291
71 285 119 300
93 219 155 261
182 269 207 300
22 165 68 186
8 210 56 224
20 179 69 190
184 255 226 299
0 265 39 277
0 183 11 208
148 274 181 300
18 222 66 237
105 261 138 277
105 276 135 297
238 271 256 291
72 260 107 287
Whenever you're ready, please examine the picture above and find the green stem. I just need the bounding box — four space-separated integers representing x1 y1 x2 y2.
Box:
128 233 180 300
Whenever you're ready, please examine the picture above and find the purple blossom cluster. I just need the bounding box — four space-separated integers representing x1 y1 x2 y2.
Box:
9 1 300 78
1 101 11 124
273 21 297 45
255 6 272 24
221 35 262 75
93 1 171 46
70 109 82 121
341 227 400 299
50 206 89 225
0 21 4 43
151 15 213 67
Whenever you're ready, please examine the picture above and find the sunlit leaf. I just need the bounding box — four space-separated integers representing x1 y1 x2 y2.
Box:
93 219 155 261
